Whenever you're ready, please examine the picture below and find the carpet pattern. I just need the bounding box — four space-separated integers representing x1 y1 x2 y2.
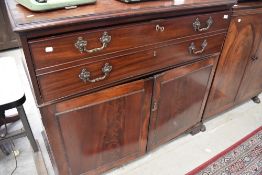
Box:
187 126 262 175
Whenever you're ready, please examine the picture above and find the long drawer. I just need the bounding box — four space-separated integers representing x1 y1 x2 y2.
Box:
30 11 230 70
37 33 225 102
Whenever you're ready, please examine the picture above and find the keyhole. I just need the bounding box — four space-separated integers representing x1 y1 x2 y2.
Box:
153 51 157 57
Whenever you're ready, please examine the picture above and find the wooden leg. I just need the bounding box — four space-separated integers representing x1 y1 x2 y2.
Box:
17 106 39 152
200 124 206 132
252 96 261 104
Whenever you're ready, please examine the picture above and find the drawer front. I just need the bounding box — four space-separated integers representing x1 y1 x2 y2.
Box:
38 33 225 102
30 11 230 70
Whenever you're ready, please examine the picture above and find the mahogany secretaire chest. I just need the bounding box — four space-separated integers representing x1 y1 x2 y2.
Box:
5 0 237 174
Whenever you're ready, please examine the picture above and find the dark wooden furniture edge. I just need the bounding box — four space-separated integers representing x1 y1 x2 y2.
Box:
5 0 236 35
19 35 44 105
233 2 262 10
232 1 262 16
41 130 59 175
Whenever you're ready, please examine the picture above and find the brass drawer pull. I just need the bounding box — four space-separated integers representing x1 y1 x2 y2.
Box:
79 63 112 83
189 40 208 55
75 32 111 53
156 25 165 32
193 17 213 32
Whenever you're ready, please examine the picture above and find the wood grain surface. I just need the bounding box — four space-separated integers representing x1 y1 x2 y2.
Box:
148 57 215 150
203 10 262 119
29 11 230 70
5 0 236 32
45 79 153 175
38 33 225 102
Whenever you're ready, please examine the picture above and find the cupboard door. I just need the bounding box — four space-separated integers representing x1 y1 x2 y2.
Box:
148 57 216 150
236 35 262 102
203 14 262 119
43 79 153 175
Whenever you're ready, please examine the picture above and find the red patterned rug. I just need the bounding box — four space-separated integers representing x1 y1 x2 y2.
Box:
187 126 262 175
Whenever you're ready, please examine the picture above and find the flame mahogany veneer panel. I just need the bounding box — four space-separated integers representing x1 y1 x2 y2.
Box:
203 9 262 119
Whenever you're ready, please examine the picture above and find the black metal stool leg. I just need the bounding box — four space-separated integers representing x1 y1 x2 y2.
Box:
0 110 6 128
17 105 38 152
0 110 9 155
0 144 11 155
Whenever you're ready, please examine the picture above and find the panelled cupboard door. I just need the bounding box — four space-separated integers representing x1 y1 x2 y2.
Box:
203 14 262 119
236 34 262 103
43 79 153 175
147 57 215 150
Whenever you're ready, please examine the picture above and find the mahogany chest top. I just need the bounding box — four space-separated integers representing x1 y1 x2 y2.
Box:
6 0 236 35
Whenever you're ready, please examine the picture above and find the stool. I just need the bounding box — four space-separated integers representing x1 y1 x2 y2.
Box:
0 57 38 154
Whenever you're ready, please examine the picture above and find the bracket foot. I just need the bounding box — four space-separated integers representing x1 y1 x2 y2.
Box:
252 96 260 104
189 123 206 135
